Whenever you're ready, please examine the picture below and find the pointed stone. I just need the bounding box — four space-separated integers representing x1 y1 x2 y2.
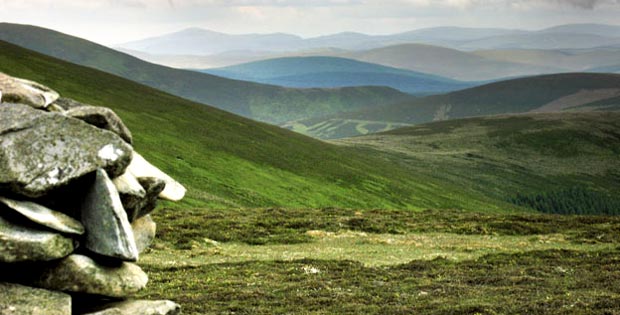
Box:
34 254 147 298
113 172 145 198
0 282 71 315
124 177 165 222
126 152 186 201
66 104 133 144
0 72 59 109
0 196 84 235
0 215 74 263
81 169 138 261
114 172 146 221
0 103 132 198
132 215 156 253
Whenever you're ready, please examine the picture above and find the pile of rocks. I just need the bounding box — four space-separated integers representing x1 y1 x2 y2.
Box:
0 72 185 315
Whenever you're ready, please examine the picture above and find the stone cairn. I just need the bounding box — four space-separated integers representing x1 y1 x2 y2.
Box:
0 72 185 315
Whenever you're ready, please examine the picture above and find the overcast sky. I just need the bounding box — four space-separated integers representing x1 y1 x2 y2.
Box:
1 0 619 45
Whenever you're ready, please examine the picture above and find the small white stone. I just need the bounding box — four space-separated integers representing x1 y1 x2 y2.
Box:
98 144 123 162
47 168 60 185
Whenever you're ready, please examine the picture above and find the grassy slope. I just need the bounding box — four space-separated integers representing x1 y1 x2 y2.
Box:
293 73 620 139
0 23 412 124
1 40 509 211
199 56 473 94
337 112 620 207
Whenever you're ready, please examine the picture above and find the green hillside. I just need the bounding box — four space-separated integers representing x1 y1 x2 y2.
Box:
199 56 474 94
292 73 620 139
336 112 620 213
1 39 509 211
0 23 412 124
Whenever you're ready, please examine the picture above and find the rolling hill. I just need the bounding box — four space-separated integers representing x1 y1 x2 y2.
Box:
198 56 475 95
288 73 620 139
337 43 562 81
0 39 483 211
336 112 620 214
474 48 620 72
0 23 412 124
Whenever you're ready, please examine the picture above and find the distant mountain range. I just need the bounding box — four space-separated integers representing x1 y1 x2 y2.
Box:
117 24 620 82
118 23 620 55
286 73 620 139
198 56 476 95
0 23 413 124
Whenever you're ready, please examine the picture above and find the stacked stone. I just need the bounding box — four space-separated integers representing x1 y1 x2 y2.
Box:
0 72 184 315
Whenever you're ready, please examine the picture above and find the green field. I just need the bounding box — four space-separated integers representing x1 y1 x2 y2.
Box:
138 208 620 314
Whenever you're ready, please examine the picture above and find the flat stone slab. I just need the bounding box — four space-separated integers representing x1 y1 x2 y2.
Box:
82 300 180 315
0 103 132 198
0 72 59 109
126 152 185 201
0 282 71 315
34 254 148 298
0 196 84 235
81 169 138 261
66 104 133 144
0 215 74 263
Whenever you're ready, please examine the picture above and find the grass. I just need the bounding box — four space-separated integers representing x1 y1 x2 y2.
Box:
138 208 620 314
337 112 620 212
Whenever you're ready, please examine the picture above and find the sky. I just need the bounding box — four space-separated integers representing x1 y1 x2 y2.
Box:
1 0 619 45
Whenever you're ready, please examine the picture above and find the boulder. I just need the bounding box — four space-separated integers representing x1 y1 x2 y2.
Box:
0 282 71 315
34 254 148 298
124 177 165 222
132 215 156 253
66 105 133 144
126 152 185 201
0 72 59 109
0 215 74 263
81 169 138 261
81 300 180 315
0 103 132 198
0 196 84 235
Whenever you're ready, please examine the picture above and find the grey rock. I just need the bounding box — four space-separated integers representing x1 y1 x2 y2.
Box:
82 300 180 315
0 215 74 263
132 215 156 253
124 177 165 222
126 152 185 201
0 196 84 235
81 169 138 261
0 282 71 315
34 254 147 298
66 105 133 144
52 97 87 110
0 103 132 198
113 172 146 198
0 72 59 109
